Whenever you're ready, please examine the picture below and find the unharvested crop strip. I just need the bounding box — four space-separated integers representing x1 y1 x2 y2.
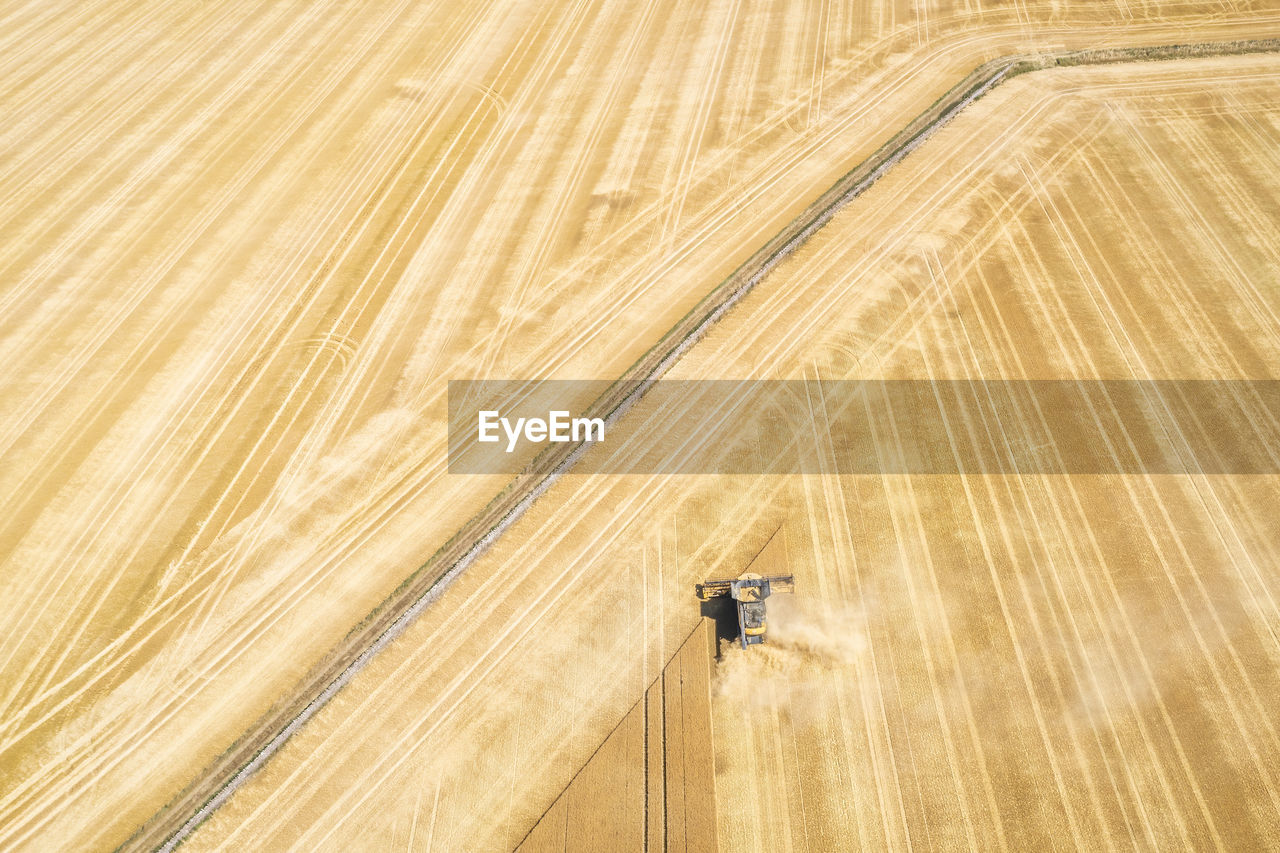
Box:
122 37 1280 852
509 619 706 851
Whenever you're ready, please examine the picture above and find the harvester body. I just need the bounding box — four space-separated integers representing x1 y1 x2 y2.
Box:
696 572 794 649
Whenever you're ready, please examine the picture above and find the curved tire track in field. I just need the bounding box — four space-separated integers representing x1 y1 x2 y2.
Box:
125 36 1280 853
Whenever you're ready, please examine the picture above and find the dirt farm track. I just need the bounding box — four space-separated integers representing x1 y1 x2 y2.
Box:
2 1 1280 851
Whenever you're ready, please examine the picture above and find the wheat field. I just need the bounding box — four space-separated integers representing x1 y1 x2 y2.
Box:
180 51 1280 852
1 0 1278 849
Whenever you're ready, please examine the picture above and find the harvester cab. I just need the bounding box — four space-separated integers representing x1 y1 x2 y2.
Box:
696 572 795 649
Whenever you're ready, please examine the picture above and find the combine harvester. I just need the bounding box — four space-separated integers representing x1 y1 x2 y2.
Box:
696 573 794 649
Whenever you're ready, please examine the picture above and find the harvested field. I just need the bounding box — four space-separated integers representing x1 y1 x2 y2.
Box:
181 50 1280 852
3 0 1280 850
707 54 1280 851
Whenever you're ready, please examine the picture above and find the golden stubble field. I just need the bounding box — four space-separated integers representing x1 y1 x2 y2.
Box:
708 58 1280 849
182 52 1280 851
2 0 1279 849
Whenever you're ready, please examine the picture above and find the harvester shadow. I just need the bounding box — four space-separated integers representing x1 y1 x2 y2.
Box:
699 597 739 658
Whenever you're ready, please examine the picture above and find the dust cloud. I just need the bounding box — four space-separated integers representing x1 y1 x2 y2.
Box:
712 594 868 725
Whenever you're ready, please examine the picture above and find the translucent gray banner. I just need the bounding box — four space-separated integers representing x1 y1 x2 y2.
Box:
447 380 1280 475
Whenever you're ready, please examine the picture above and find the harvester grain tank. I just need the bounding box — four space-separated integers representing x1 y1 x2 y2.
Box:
696 572 795 649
